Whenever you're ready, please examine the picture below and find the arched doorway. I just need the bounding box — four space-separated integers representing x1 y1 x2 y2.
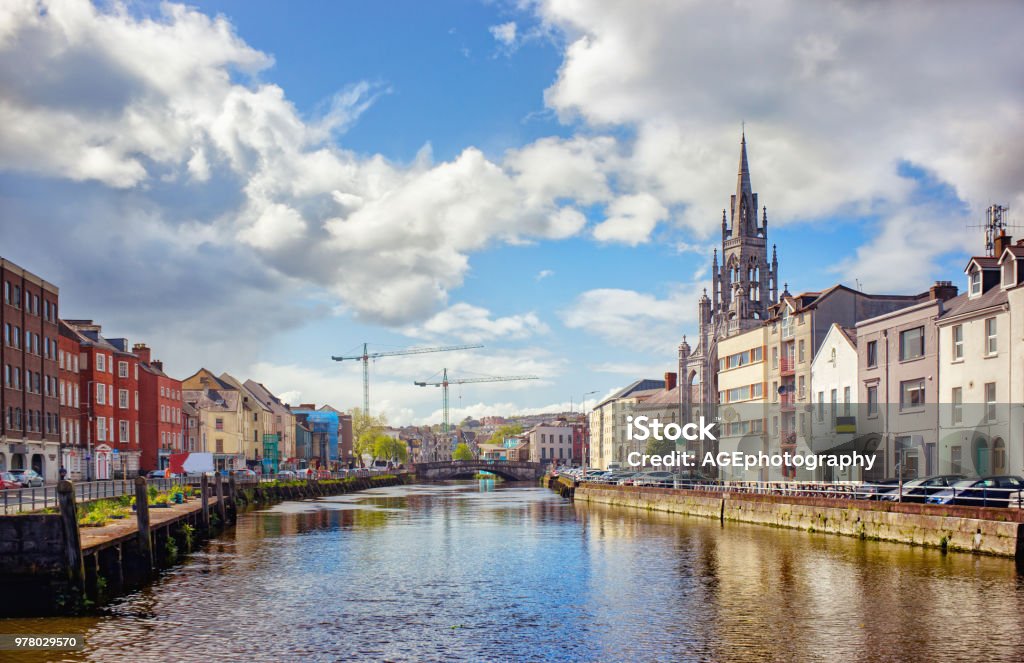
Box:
30 453 44 478
992 437 1006 474
94 445 112 480
0 453 6 472
11 454 25 471
973 437 989 476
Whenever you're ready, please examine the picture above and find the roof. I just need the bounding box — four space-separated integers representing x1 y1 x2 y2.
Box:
998 245 1024 262
139 361 168 378
594 378 667 409
243 379 292 416
770 283 922 319
183 368 235 391
836 325 858 348
938 288 1008 323
966 256 999 271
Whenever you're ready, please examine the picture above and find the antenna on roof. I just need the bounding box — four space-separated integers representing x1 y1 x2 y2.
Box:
967 204 1021 256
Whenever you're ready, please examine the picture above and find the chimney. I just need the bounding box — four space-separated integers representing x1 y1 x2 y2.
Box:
151 360 163 372
928 281 958 302
133 343 151 364
994 230 1012 257
664 371 678 391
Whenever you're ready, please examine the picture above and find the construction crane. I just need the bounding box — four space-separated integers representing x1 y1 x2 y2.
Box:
414 368 539 434
332 343 483 415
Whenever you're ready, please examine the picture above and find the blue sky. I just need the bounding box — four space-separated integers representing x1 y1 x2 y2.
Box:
1 1 1021 424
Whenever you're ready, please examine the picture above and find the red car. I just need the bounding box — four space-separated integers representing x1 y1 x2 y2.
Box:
0 472 23 489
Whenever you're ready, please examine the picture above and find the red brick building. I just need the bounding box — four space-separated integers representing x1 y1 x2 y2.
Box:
58 332 82 478
1 258 61 482
60 320 141 479
134 343 183 472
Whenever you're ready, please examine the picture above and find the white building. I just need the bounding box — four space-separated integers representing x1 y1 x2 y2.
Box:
938 234 1024 477
528 424 575 465
810 323 859 480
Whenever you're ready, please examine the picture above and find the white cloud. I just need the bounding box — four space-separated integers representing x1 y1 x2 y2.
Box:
592 192 667 245
489 21 517 47
404 303 549 343
536 269 554 281
561 283 707 354
533 0 1024 260
589 361 672 377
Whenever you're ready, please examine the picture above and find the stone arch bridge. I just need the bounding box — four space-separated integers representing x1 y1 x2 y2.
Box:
414 460 546 482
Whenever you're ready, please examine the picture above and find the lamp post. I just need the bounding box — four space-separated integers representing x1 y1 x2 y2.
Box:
580 390 598 476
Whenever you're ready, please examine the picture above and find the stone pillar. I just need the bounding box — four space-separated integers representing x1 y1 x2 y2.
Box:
200 474 210 531
134 477 153 574
56 481 85 597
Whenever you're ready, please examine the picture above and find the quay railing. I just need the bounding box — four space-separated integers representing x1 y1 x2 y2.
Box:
558 471 1024 509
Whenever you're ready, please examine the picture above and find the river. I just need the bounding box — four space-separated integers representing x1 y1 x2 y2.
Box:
6 482 1024 662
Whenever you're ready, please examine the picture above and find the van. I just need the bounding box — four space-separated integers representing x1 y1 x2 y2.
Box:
607 462 623 472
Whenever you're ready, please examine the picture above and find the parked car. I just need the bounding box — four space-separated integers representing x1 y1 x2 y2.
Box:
927 476 1024 508
881 475 965 503
0 472 23 489
235 469 258 479
634 471 675 486
276 470 297 480
8 469 43 487
855 479 900 500
147 469 166 479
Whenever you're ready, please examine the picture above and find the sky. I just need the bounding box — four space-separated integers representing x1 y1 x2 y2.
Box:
1 0 1022 425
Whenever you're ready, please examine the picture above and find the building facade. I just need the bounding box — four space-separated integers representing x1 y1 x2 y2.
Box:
134 343 183 472
1 258 61 482
57 331 81 478
528 424 575 465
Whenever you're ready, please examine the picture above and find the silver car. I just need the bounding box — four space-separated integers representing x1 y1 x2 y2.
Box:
8 469 43 487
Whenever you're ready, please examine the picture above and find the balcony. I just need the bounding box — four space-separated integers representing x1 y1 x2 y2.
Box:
780 394 795 411
780 357 795 375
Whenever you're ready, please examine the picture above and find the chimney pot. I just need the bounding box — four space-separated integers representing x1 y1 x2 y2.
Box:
664 372 678 391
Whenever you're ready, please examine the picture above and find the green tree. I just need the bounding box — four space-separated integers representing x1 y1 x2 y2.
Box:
645 437 676 457
452 443 474 461
486 423 523 446
349 407 387 444
372 435 408 463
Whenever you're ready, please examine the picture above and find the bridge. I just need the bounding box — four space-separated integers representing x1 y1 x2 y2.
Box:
414 460 546 482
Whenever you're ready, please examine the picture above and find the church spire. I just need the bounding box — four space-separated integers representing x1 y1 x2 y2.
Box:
730 131 757 237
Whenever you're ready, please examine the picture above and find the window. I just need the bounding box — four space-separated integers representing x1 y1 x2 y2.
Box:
817 391 825 421
969 269 981 296
952 325 963 360
985 317 997 355
798 340 805 363
951 446 962 474
119 389 129 409
97 417 107 442
215 417 224 431
216 439 224 453
951 387 962 425
119 420 129 443
96 383 106 405
900 379 925 410
866 340 877 368
772 347 778 368
899 327 924 361
118 361 128 378
96 354 106 372
985 382 997 422
798 375 805 399
843 386 851 416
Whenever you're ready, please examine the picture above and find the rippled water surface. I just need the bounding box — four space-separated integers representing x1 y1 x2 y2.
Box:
6 482 1024 662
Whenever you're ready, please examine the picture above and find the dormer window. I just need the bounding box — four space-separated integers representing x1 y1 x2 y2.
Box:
1002 259 1015 288
969 268 982 296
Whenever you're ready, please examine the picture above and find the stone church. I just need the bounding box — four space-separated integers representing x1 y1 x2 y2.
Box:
679 133 781 412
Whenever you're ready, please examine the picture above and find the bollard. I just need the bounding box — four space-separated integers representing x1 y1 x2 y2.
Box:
134 476 154 574
200 474 210 531
56 480 86 597
215 475 227 525
228 472 238 523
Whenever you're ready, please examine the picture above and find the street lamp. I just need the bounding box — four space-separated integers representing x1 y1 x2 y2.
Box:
580 390 598 476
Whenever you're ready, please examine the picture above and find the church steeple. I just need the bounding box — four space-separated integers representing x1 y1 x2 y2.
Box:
730 131 759 238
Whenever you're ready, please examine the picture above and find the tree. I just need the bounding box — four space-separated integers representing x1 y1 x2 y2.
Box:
349 407 387 444
452 443 474 461
645 437 676 458
486 423 523 446
372 435 408 463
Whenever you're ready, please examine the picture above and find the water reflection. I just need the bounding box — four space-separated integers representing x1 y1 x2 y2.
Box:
3 482 1023 662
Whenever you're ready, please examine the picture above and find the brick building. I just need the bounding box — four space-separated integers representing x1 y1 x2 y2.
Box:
134 343 183 472
1 258 61 482
58 332 82 478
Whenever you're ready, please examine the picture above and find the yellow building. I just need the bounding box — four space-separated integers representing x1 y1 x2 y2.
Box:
715 326 768 479
181 368 246 472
